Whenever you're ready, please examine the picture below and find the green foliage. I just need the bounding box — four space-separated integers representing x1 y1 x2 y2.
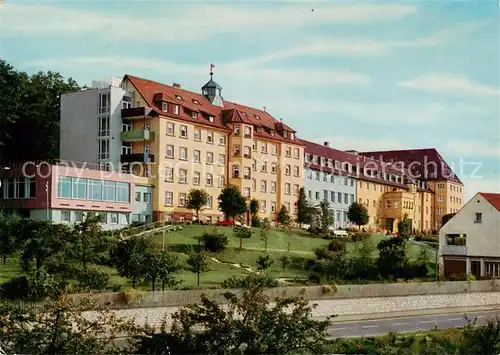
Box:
328 238 346 253
187 247 209 287
217 185 247 220
351 231 371 242
377 236 409 279
260 217 271 252
318 200 334 234
74 267 110 291
414 234 438 243
277 205 291 227
200 228 228 253
221 274 279 289
0 60 81 163
256 255 274 271
70 212 111 268
0 213 21 265
249 198 259 216
398 214 412 239
186 189 209 223
280 254 291 269
442 213 456 226
165 287 333 354
347 202 370 228
111 236 152 288
251 215 261 227
0 269 66 301
235 225 252 239
141 248 181 291
297 187 313 226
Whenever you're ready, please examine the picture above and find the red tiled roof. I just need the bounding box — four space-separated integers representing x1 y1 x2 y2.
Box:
124 75 298 142
479 193 500 211
359 148 462 184
300 139 408 188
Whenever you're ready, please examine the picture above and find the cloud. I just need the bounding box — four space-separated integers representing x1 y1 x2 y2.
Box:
443 139 500 157
2 3 416 42
26 56 372 87
398 74 500 96
310 135 409 152
230 20 488 66
461 177 500 201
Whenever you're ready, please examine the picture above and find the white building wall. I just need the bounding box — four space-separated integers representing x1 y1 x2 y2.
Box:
439 193 500 258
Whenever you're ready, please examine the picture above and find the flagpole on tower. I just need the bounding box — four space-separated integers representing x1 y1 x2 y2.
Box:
209 63 215 78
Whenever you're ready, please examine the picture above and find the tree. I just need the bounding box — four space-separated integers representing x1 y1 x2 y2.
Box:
260 217 271 252
347 202 370 229
0 295 145 355
256 255 274 271
200 228 228 253
70 212 109 268
297 187 313 227
165 287 333 354
217 185 247 221
376 236 408 279
249 198 259 218
318 200 334 234
442 213 456 227
112 236 152 288
280 254 291 270
186 189 209 224
0 213 20 265
0 61 81 164
277 205 291 227
141 248 181 291
187 246 209 287
397 214 412 239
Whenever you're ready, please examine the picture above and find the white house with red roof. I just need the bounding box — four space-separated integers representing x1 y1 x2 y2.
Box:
439 192 500 279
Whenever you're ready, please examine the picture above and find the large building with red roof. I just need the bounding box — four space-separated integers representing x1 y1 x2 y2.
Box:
439 192 500 279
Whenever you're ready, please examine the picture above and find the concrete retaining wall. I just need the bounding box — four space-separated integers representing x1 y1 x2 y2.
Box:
75 280 500 309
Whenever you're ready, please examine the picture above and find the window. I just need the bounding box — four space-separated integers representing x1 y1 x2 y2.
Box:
315 191 320 200
315 172 320 181
173 104 179 114
194 129 201 141
244 146 251 158
116 182 130 202
166 145 174 158
233 125 240 136
165 168 174 182
271 163 277 174
261 143 267 154
103 181 116 201
308 190 312 199
344 193 348 204
330 175 335 183
437 195 444 202
338 192 342 203
285 183 291 195
285 165 291 175
98 139 109 160
87 179 103 201
285 147 291 157
252 179 256 191
294 148 300 159
373 200 376 207
261 162 267 173
98 93 110 114
271 144 277 155
260 200 266 213
72 178 87 200
74 211 84 223
271 201 276 213
178 125 187 138
178 169 187 184
293 184 299 195
121 143 132 155
252 159 257 171
207 132 214 144
206 152 214 164
218 175 224 187
219 134 226 145
373 183 376 191
243 187 251 197
244 126 251 138
350 194 354 204
179 193 186 207
366 182 370 190
179 147 187 160
359 181 363 188
61 210 71 222
166 122 175 136
233 144 241 156
98 116 110 137
165 191 173 206
143 192 151 203
394 201 399 208
233 165 240 178
475 213 482 223
218 154 225 166
323 174 328 182
294 166 300 177
323 190 328 201
57 177 72 198
243 167 251 179
193 150 200 163
206 196 213 209
260 180 267 193
191 111 198 119
193 171 200 185
271 181 276 193
330 191 335 203
206 173 213 186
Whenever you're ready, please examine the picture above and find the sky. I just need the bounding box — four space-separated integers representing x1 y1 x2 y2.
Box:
0 0 499 200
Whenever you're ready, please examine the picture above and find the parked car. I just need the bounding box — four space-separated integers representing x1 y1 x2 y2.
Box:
216 220 235 226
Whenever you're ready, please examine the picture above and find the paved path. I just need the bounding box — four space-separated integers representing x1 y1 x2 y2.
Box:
327 308 500 338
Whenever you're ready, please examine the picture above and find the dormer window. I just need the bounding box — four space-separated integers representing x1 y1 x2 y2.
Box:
283 131 289 139
290 133 295 140
241 112 248 117
175 95 183 100
255 115 261 120
192 99 200 105
208 116 215 122
173 104 179 115
191 111 198 119
162 102 168 112
270 129 275 136
256 126 262 132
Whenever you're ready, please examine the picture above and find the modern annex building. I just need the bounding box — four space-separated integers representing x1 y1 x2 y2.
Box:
60 73 304 223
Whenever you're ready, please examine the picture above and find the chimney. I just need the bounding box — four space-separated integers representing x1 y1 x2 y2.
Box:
172 82 181 88
324 142 329 147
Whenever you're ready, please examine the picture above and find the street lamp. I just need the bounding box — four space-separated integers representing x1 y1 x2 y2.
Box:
45 181 49 221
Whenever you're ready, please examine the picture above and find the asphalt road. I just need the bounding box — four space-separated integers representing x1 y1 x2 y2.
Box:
327 309 500 338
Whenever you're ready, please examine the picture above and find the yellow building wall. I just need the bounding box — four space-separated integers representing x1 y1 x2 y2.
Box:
278 141 304 218
357 180 398 231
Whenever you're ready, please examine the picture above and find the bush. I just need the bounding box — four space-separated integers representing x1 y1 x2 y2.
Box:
308 226 321 235
201 231 228 252
414 234 438 243
75 267 110 291
221 274 278 289
328 239 346 252
234 226 252 239
119 288 146 305
351 231 370 242
251 215 261 228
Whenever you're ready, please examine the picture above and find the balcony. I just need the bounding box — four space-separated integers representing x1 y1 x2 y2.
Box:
120 129 154 142
121 106 154 119
120 153 155 163
441 245 467 256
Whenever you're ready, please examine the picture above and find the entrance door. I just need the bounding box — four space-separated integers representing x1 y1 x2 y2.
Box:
471 261 481 279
